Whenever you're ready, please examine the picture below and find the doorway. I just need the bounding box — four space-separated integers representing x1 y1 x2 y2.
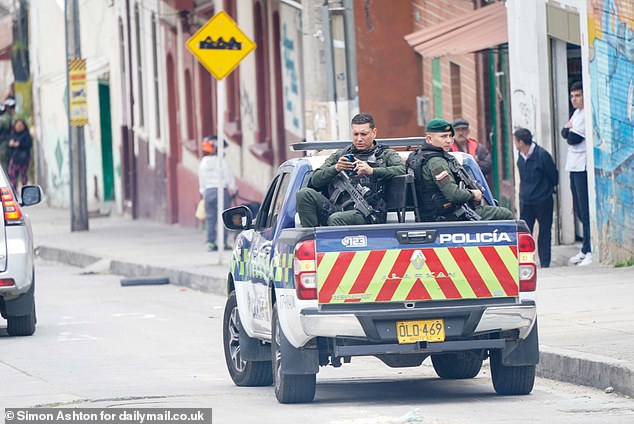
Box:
98 79 115 202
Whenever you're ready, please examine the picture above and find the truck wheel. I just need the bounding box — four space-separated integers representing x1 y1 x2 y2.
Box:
223 292 272 386
431 352 482 379
490 350 535 395
272 304 316 403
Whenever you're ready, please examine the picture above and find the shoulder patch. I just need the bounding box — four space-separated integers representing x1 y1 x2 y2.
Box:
434 170 449 181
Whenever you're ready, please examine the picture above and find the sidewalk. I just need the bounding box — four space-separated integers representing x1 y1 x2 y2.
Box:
26 204 634 397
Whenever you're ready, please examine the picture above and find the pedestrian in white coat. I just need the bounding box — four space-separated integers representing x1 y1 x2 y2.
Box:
198 137 237 251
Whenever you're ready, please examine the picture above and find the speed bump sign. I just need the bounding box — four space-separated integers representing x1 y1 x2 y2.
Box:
186 11 256 80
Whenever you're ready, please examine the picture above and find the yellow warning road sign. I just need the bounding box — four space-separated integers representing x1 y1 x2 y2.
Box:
186 11 256 80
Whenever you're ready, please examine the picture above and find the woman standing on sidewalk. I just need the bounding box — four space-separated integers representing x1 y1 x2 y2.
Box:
7 118 32 192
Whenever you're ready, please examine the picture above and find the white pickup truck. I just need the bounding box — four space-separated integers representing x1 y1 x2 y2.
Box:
221 139 538 403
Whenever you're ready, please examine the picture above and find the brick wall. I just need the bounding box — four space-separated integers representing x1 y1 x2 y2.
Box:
412 0 480 138
354 1 420 137
587 0 634 264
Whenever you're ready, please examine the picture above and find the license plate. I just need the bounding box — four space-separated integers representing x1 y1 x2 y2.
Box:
396 319 445 344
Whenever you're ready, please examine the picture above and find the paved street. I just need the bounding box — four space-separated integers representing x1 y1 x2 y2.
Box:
23 205 634 399
2 260 634 424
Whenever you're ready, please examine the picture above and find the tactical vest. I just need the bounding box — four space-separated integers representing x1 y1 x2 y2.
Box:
328 144 388 216
406 147 461 220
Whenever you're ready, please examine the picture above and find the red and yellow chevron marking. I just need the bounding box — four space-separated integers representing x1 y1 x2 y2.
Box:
317 246 519 304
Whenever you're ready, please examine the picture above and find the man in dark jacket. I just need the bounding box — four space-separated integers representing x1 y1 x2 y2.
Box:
514 127 558 267
296 113 405 226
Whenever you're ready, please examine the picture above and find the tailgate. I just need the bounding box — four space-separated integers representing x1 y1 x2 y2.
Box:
315 222 520 305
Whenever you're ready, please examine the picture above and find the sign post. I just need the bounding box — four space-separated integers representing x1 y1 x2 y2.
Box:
186 9 255 262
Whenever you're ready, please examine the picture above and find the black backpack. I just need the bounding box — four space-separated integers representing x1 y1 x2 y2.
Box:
406 148 440 205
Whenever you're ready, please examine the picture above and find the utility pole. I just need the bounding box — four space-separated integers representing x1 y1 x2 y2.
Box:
65 0 88 231
214 0 226 262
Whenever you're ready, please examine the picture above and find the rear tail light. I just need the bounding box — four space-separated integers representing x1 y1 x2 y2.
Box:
1 188 24 224
518 232 537 292
294 239 317 300
0 278 15 287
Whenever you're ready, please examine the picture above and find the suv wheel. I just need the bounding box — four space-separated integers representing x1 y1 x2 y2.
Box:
222 291 272 386
490 350 535 395
431 352 482 379
272 303 316 403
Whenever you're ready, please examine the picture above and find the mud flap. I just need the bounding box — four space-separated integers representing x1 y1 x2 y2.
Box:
501 320 539 366
238 320 271 362
4 281 34 316
280 327 319 375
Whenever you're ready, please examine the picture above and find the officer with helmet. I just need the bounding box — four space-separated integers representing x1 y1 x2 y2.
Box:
198 136 237 251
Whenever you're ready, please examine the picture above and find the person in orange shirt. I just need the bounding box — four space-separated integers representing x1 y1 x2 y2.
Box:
451 119 492 182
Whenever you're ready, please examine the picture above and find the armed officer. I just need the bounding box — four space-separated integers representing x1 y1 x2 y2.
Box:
410 118 513 221
296 113 406 226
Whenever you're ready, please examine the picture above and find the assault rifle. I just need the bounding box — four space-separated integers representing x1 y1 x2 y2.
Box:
447 157 482 221
448 156 485 193
329 172 380 224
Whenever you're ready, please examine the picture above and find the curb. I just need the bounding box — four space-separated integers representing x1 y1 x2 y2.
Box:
537 346 634 397
36 245 227 296
35 244 634 397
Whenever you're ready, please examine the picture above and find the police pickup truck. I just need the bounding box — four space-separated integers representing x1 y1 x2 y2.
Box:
221 138 538 403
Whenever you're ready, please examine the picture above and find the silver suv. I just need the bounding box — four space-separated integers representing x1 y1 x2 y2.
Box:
0 171 42 336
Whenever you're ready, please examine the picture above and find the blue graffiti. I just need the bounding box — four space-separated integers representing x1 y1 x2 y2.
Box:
589 0 634 254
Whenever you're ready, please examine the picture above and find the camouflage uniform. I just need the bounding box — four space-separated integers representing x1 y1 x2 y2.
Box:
296 144 405 227
415 144 513 221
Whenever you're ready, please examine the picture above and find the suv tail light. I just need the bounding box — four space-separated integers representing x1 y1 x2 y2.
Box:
0 278 15 287
1 188 24 224
518 232 537 292
294 239 317 300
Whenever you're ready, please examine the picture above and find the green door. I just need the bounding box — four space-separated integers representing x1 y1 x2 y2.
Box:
98 80 115 201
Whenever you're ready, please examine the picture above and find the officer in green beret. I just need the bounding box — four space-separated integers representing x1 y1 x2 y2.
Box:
408 118 513 221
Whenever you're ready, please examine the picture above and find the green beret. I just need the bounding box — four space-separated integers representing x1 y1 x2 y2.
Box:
426 118 454 136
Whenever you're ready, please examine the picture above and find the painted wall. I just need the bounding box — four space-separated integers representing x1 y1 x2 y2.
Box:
0 61 13 98
233 1 275 191
30 1 121 213
506 1 552 146
507 0 633 264
507 0 579 247
280 4 304 142
587 0 634 263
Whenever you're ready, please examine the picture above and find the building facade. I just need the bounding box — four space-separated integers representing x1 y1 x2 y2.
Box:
30 1 122 213
405 0 516 211
27 0 632 264
507 0 633 264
